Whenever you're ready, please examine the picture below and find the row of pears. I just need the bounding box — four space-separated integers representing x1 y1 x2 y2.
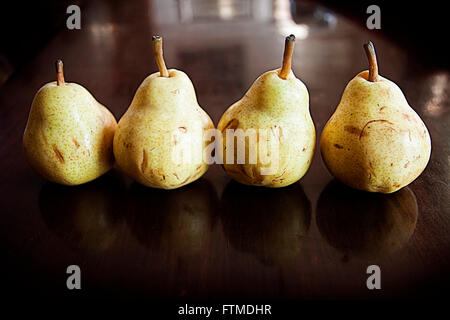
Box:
23 35 431 193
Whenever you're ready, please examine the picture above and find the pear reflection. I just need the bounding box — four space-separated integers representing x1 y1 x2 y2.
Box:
39 170 126 253
220 182 311 266
127 179 218 258
316 180 418 260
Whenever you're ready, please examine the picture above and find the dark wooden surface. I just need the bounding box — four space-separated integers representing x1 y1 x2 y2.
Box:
1 0 449 302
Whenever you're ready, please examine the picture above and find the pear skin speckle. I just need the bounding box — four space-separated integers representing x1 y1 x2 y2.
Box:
217 69 316 187
113 69 214 190
320 70 432 193
23 82 117 185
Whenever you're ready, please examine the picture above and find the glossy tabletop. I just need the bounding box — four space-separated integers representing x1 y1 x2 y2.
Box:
1 0 449 301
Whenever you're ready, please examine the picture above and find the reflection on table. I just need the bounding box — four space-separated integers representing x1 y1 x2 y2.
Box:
316 179 418 260
220 181 311 266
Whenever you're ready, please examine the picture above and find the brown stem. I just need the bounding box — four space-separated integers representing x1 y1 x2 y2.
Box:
279 34 295 80
364 41 379 82
55 59 65 85
152 35 169 77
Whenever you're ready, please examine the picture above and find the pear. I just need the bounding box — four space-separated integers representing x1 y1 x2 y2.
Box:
113 36 214 189
217 35 315 187
320 42 431 193
23 60 117 186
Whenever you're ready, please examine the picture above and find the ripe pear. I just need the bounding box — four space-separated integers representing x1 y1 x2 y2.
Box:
217 35 315 187
320 42 431 193
23 60 117 186
113 36 214 189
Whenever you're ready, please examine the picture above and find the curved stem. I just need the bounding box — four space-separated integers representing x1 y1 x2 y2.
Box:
364 41 379 82
55 59 65 85
279 34 296 80
152 35 169 77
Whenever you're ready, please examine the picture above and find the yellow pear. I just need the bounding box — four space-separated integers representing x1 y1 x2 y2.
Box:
320 42 431 193
217 35 315 187
23 60 117 186
113 36 214 189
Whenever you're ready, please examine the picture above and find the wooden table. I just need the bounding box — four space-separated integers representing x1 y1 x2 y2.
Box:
1 0 449 305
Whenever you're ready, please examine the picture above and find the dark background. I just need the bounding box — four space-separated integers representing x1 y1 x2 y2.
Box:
0 0 448 87
0 0 448 313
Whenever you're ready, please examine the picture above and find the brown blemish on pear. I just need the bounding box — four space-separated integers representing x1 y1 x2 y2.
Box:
225 118 239 130
320 41 431 193
359 119 394 140
52 144 65 163
141 149 148 172
23 59 117 185
217 34 315 187
344 125 366 137
72 138 80 148
113 36 214 189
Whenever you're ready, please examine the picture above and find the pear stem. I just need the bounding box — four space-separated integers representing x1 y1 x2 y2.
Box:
55 59 65 85
152 35 169 77
364 41 379 82
279 34 296 80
